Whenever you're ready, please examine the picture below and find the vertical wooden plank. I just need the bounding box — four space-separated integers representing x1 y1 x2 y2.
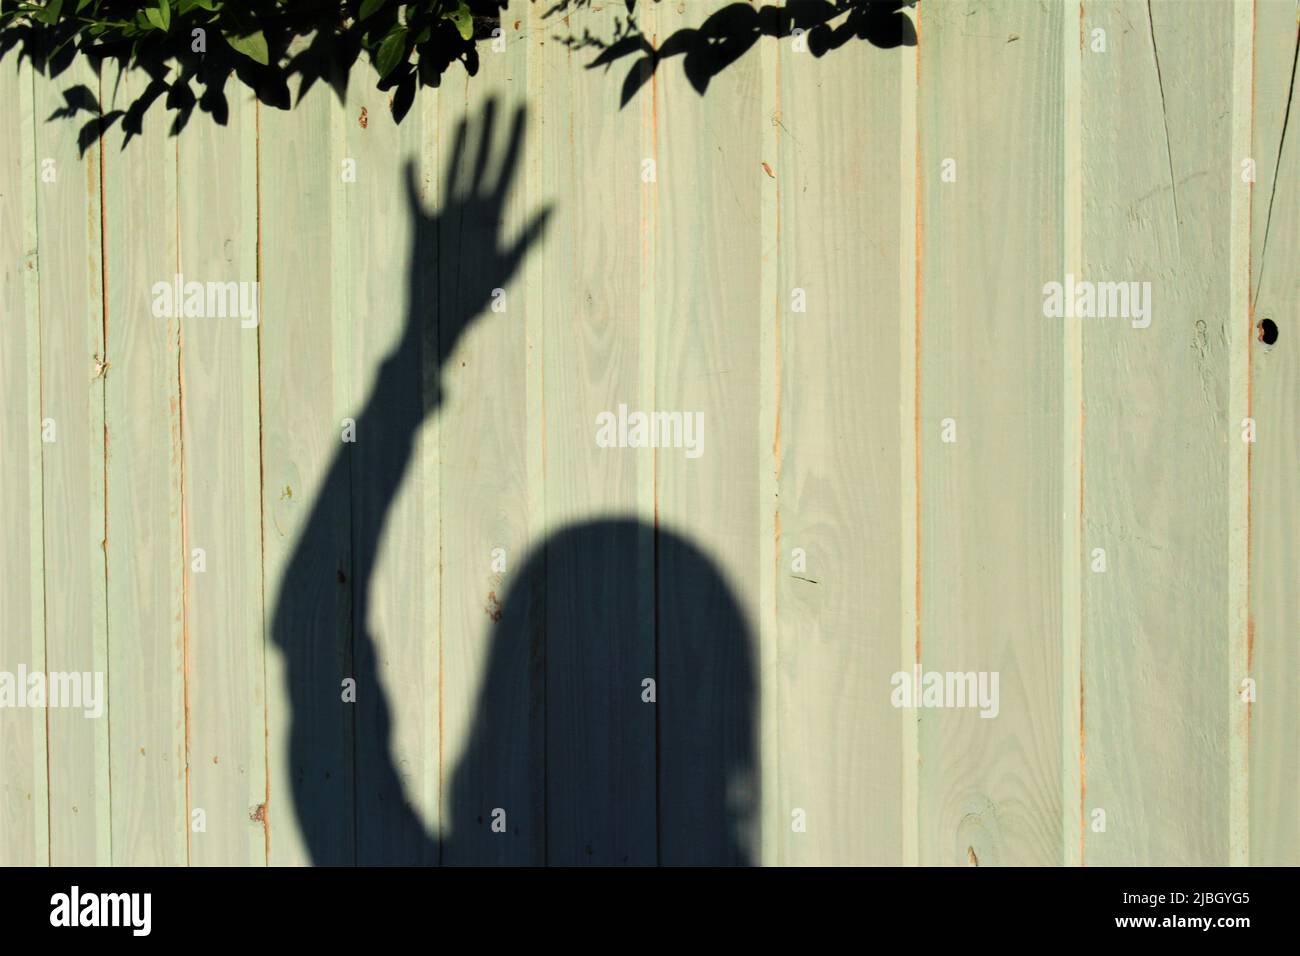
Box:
32 54 112 866
773 11 907 865
1080 0 1234 864
261 76 353 866
649 0 763 866
0 53 49 867
178 86 268 866
341 61 440 865
437 39 542 865
99 61 187 865
1249 0 1300 866
1060 0 1084 869
918 0 1064 866
1227 0 1253 869
527 3 656 866
898 5 921 869
757 6 783 870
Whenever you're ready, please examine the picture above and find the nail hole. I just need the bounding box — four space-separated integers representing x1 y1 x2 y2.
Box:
1259 318 1278 345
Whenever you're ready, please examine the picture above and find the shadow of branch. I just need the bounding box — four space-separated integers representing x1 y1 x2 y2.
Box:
548 0 917 108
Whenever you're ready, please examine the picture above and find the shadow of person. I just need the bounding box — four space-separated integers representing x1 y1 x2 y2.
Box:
270 100 758 865
268 100 548 865
443 519 759 866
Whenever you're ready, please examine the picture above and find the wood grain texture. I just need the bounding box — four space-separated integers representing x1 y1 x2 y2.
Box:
646 0 765 866
5 0 1299 867
177 83 266 867
1080 0 1234 865
260 76 354 866
339 59 440 866
100 61 187 866
0 52 48 867
918 0 1065 867
435 65 540 866
773 12 907 865
32 52 112 866
1249 0 1300 867
528 4 656 866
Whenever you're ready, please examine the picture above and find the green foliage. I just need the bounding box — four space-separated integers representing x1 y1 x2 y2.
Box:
0 1 496 93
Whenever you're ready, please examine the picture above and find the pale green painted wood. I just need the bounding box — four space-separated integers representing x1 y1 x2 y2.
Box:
177 86 267 866
1249 0 1300 866
260 78 354 866
435 62 543 866
339 60 440 865
647 0 765 866
0 53 48 867
32 53 112 866
774 8 908 866
918 0 1065 866
100 61 188 866
1080 0 1234 865
757 17 784 868
7 0 1300 867
529 4 656 865
1249 0 1296 290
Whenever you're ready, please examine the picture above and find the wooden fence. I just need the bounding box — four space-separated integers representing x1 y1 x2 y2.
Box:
1 0 1297 865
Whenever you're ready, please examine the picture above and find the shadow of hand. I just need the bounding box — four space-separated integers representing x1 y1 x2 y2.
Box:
392 99 551 415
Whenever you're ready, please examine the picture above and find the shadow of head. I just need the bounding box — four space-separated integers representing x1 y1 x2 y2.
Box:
445 518 759 865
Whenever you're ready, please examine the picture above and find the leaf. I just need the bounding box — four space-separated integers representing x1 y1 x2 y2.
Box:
37 0 64 26
224 28 269 65
374 26 406 78
619 58 654 109
585 33 652 70
144 0 169 32
441 0 472 41
358 0 386 21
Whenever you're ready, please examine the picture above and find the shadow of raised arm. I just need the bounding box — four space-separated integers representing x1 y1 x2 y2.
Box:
268 100 549 864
